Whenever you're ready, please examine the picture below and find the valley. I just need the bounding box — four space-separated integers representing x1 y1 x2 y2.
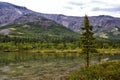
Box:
0 1 120 80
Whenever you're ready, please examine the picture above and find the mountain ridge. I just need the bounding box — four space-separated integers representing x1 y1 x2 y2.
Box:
0 2 120 39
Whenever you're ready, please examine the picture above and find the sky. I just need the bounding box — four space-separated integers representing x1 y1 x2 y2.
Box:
0 0 120 17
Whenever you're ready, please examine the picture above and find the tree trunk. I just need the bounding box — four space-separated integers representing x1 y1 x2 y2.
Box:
86 52 89 67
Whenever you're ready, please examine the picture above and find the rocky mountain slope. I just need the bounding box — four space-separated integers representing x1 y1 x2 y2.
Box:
0 2 32 26
0 2 55 26
42 14 120 32
0 2 120 39
0 2 79 40
42 14 120 38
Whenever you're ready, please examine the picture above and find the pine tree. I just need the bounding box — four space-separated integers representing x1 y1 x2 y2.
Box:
81 15 97 67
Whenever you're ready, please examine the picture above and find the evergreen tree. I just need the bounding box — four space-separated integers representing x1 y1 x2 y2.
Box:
81 15 97 67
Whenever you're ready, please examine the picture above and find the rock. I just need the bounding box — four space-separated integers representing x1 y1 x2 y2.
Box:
101 58 109 62
0 66 10 72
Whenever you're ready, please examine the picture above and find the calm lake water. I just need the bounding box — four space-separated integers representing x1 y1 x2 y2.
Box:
0 52 120 65
0 52 120 80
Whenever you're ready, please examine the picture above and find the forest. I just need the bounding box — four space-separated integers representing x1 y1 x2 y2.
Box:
0 34 119 52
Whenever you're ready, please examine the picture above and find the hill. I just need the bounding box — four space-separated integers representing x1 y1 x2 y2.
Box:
0 22 79 42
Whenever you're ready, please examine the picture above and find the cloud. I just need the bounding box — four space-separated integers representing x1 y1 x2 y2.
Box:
63 6 73 9
1 0 120 17
68 1 84 6
67 1 89 9
92 6 120 12
91 0 107 4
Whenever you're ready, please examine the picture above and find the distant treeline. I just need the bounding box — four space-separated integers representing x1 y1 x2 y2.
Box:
0 35 119 51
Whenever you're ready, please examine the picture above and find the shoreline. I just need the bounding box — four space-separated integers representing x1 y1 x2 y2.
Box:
1 49 120 54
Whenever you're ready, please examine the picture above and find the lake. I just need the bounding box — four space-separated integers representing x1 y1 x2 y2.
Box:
0 52 120 80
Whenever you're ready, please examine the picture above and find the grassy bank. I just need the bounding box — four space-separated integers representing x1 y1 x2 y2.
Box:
64 60 120 80
98 49 120 54
1 49 120 54
30 49 82 53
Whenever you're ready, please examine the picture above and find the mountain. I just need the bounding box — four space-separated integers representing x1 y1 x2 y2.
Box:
41 14 120 32
0 2 79 41
0 2 32 26
0 2 53 26
41 14 120 39
0 2 120 39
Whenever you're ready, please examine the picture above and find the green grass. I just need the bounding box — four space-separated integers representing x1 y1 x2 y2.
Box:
65 60 120 80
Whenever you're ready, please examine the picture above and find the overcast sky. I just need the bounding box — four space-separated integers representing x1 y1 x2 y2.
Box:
1 0 120 17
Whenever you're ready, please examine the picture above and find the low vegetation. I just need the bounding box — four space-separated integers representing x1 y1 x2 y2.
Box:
65 60 120 80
